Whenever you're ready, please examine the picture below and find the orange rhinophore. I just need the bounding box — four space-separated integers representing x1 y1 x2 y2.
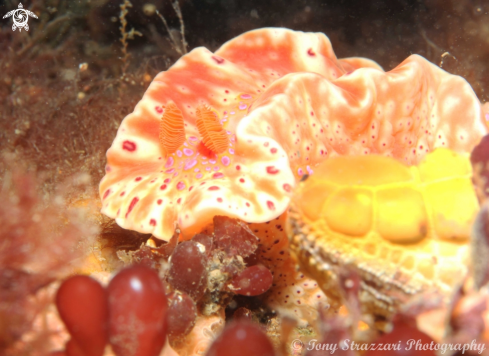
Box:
196 105 229 154
159 103 186 156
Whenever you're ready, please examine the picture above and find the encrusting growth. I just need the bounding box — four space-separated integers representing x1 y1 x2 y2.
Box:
159 103 186 156
196 105 229 154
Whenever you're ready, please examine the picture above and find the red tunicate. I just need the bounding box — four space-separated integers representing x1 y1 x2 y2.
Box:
55 275 108 356
213 216 259 257
230 265 273 296
65 338 85 356
205 320 275 356
166 291 197 338
364 320 436 356
107 265 168 356
168 241 208 301
192 233 214 256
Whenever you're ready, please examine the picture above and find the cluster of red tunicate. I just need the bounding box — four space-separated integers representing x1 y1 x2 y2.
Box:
55 265 168 356
165 216 273 301
54 216 276 354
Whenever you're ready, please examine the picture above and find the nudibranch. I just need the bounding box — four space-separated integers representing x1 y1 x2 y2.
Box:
100 28 486 242
290 148 479 314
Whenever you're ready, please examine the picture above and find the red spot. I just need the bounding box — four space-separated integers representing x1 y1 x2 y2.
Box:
271 148 277 154
217 197 223 203
177 198 182 204
157 199 162 205
149 219 157 226
155 106 163 114
160 184 167 190
266 166 279 174
246 202 250 207
103 189 111 199
120 191 126 197
189 186 194 192
122 140 136 152
125 197 139 218
267 201 275 211
264 142 269 147
225 90 229 93
212 56 224 64
307 48 316 56
208 186 220 191
239 178 245 183
236 165 241 170
164 178 171 183
135 177 142 182
283 183 292 192
212 172 225 179
310 111 314 116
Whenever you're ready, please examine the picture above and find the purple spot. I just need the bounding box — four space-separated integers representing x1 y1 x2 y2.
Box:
202 161 208 165
105 165 111 172
206 167 211 171
240 94 252 99
183 148 194 156
196 173 203 179
298 168 304 176
213 172 224 179
212 56 224 64
213 166 220 171
176 181 186 190
209 159 217 164
165 157 174 168
239 103 247 110
189 136 198 141
194 168 200 172
230 111 235 115
125 197 139 218
176 150 182 157
307 165 314 175
184 159 198 170
165 168 175 174
228 148 235 155
221 156 231 166
485 113 489 121
122 140 136 152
